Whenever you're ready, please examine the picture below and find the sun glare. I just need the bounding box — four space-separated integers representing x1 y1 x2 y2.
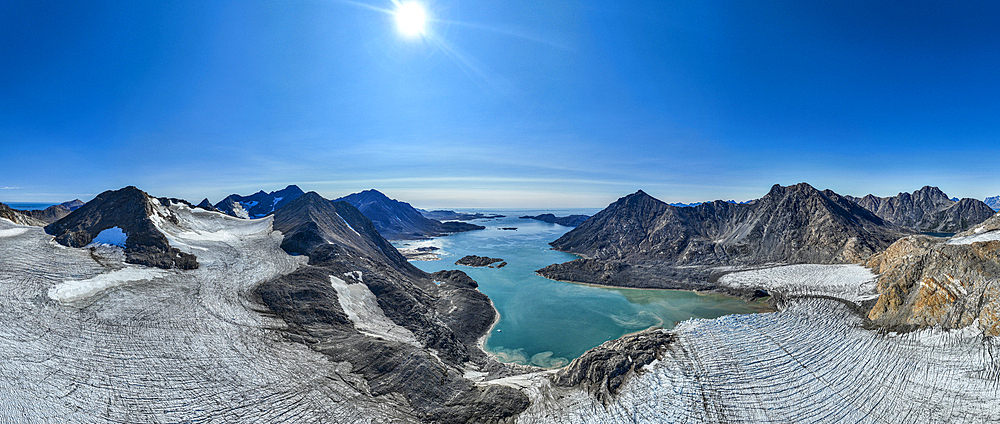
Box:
395 2 427 37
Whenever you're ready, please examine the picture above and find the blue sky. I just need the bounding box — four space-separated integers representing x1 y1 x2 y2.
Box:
2 0 998 208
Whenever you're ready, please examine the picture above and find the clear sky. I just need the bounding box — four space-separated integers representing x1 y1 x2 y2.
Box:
2 1 998 208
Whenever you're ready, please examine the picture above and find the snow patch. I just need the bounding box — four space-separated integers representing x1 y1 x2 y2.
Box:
343 271 363 283
947 230 1000 245
0 227 28 238
329 276 419 346
91 227 127 247
337 213 362 237
49 267 168 303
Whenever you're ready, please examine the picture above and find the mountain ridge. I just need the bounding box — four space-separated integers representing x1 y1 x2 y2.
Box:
335 189 484 239
845 186 994 233
539 183 909 291
214 185 305 218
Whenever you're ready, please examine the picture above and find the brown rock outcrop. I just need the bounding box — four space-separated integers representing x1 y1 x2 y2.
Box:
866 235 1000 334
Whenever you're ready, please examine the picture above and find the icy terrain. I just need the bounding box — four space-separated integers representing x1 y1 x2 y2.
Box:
0 206 418 422
519 298 1000 423
718 264 880 302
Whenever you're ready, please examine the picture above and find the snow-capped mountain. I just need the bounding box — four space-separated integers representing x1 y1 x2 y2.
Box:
985 195 1000 211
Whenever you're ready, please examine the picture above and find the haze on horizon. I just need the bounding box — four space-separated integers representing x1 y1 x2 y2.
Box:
2 1 998 208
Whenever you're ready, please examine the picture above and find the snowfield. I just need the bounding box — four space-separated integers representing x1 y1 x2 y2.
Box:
2 209 999 422
519 298 1000 423
948 230 1000 245
329 275 421 346
717 264 880 303
0 204 417 422
48 267 168 303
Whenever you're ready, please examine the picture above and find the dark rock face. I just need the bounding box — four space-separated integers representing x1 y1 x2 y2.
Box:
256 268 528 424
194 198 218 211
262 191 529 422
0 202 46 226
214 185 304 219
455 255 505 268
421 210 505 221
553 329 674 403
44 187 198 269
519 213 590 227
335 189 484 240
541 184 907 289
847 186 994 233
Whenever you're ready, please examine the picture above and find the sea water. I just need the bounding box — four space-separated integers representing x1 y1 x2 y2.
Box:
395 210 769 368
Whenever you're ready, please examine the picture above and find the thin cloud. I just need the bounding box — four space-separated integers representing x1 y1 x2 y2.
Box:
1 187 19 190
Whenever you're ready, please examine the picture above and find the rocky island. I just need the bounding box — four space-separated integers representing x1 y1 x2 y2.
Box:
456 255 506 268
519 213 590 227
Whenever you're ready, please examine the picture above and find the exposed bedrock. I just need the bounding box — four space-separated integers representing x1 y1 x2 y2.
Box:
553 329 674 404
866 234 1000 334
0 202 47 226
44 186 198 270
256 266 528 423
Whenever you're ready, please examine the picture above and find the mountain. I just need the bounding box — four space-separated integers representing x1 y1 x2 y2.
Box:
214 185 304 218
0 202 46 226
335 189 484 239
45 186 198 269
846 186 994 233
519 213 590 227
539 183 908 290
985 195 1000 211
20 199 86 224
195 198 218 211
261 191 528 421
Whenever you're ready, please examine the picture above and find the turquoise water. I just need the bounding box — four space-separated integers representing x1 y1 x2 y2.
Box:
4 203 56 210
396 210 768 368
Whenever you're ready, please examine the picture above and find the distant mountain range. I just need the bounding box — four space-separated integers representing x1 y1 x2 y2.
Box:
335 189 484 240
539 183 910 290
985 195 1000 211
845 186 994 233
419 210 505 221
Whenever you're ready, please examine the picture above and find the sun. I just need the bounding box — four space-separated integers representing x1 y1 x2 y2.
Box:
395 2 427 37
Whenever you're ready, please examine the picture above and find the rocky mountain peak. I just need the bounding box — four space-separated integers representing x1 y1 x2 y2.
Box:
214 185 305 219
45 186 198 269
335 189 484 240
848 186 992 233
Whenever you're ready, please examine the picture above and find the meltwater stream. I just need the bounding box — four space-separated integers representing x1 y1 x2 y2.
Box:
395 211 769 368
